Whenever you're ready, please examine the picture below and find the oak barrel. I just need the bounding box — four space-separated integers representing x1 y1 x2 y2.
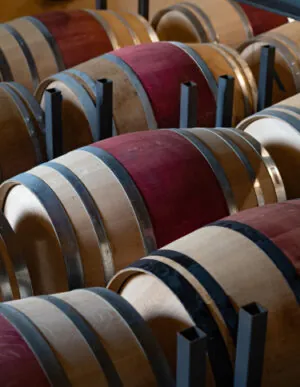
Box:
151 0 287 47
0 83 46 181
109 200 300 387
35 42 218 148
238 93 300 200
0 128 284 295
240 21 300 105
0 288 173 386
1 10 157 91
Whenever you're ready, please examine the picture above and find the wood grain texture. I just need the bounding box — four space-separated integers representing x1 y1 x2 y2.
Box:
0 314 50 387
109 219 300 387
96 130 229 247
35 10 113 69
239 3 288 36
112 42 216 128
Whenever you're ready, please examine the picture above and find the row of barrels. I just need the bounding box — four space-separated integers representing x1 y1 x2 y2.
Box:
0 128 285 299
2 39 300 188
0 199 299 386
0 40 259 180
0 9 157 91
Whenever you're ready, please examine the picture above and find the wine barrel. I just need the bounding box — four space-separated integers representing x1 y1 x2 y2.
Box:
237 93 300 200
1 10 157 91
0 128 284 295
108 200 300 387
238 3 288 36
151 0 287 47
35 41 218 150
0 83 45 181
151 0 251 47
0 210 32 302
0 288 174 386
186 43 257 124
240 21 300 105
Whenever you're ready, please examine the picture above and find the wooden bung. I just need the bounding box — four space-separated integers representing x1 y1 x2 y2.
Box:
108 201 300 387
0 83 46 181
0 288 174 386
238 93 300 200
240 21 300 105
0 128 285 296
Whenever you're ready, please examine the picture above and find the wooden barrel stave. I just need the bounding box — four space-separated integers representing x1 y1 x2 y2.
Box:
0 24 37 91
0 84 45 180
109 202 300 387
8 17 62 85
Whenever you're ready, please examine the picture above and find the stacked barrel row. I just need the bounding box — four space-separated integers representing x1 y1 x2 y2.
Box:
0 128 285 298
0 9 158 91
0 41 259 180
0 200 299 386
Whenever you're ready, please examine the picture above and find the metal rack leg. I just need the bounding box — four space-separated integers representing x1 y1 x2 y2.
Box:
215 75 234 127
176 327 207 387
95 0 107 10
95 79 113 142
139 0 150 20
257 45 276 111
45 88 63 160
179 81 198 128
234 303 268 387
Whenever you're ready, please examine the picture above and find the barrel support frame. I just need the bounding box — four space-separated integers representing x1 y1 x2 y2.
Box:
95 79 113 141
215 75 234 127
95 0 107 10
257 45 276 111
180 81 198 128
177 302 268 387
45 89 63 160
